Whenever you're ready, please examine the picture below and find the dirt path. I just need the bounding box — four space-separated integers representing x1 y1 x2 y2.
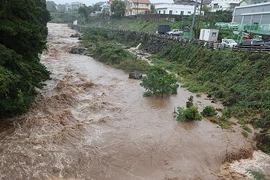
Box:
0 23 261 180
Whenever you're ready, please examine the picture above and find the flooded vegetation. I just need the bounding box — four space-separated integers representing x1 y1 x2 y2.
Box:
0 24 269 179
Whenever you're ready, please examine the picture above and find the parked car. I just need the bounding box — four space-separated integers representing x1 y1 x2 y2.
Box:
264 42 270 47
240 39 264 46
221 39 237 48
156 25 171 34
166 29 183 36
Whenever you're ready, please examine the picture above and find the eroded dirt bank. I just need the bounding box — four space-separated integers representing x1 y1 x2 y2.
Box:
0 23 262 180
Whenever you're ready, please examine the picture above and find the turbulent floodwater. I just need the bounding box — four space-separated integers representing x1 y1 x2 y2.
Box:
0 23 268 180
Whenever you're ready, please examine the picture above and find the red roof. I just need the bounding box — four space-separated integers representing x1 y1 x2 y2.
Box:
131 0 151 4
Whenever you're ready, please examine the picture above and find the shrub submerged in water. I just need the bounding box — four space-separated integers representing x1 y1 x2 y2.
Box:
177 106 202 122
140 66 179 97
201 106 218 117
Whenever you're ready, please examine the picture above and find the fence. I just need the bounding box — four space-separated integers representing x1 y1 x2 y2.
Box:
232 44 270 53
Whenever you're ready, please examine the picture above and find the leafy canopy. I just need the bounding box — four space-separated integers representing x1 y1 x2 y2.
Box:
140 66 179 97
111 0 126 18
177 106 202 122
0 0 50 118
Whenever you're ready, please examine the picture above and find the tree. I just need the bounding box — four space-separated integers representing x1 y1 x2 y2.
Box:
140 66 179 97
0 0 50 118
78 6 89 22
202 5 211 13
111 0 126 18
46 1 58 12
151 4 156 13
92 3 102 12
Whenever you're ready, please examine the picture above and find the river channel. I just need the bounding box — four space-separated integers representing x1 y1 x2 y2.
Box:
0 23 269 180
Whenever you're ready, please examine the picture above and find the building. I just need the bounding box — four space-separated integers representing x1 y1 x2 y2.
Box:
209 0 241 12
240 0 270 5
174 0 198 5
232 2 270 35
65 2 83 11
155 3 202 15
71 2 83 10
232 2 270 24
65 3 72 11
125 0 151 16
101 1 111 15
56 4 66 11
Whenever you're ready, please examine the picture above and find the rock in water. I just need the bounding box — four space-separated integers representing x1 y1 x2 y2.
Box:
129 71 142 79
70 46 87 55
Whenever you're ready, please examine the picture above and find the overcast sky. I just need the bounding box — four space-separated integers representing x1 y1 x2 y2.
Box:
49 0 173 6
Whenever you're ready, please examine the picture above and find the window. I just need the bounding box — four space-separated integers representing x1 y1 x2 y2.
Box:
181 11 184 15
188 11 191 14
212 32 217 37
169 10 172 14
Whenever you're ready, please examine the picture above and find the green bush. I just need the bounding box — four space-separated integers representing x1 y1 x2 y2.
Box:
115 59 150 73
201 106 217 117
93 43 134 65
140 66 179 96
177 106 202 122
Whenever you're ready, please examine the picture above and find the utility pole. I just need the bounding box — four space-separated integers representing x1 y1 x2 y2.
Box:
190 0 198 39
137 0 138 16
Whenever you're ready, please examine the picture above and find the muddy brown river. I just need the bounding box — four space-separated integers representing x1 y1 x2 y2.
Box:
0 23 269 180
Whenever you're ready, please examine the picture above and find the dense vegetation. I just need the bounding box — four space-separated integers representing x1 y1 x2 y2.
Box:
0 0 50 118
152 43 270 154
201 106 218 117
81 28 150 73
111 0 126 18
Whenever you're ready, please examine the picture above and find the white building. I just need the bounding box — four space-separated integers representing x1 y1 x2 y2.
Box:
65 3 72 11
101 1 111 15
71 2 83 10
65 2 83 11
209 0 241 12
155 3 202 15
232 2 270 24
240 0 270 6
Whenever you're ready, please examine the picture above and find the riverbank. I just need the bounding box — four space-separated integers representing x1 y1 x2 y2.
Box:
0 23 262 179
77 25 270 178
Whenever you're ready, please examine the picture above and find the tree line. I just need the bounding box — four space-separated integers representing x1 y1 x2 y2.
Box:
0 0 50 118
